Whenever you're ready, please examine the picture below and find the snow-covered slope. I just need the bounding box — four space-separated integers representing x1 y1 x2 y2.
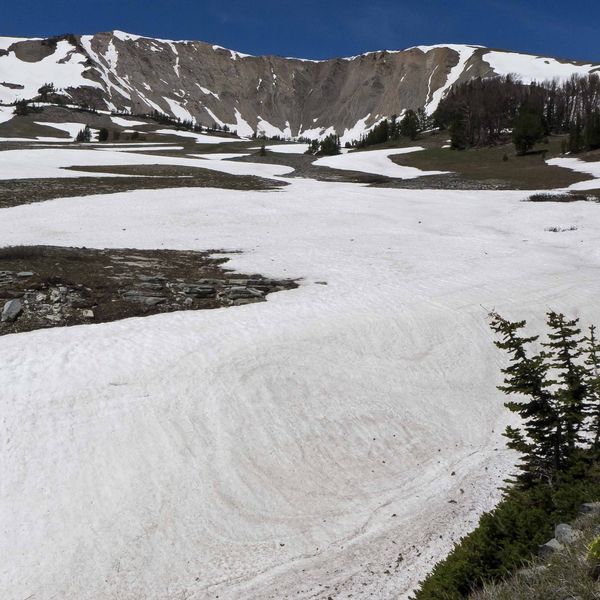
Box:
2 166 600 598
1 32 599 141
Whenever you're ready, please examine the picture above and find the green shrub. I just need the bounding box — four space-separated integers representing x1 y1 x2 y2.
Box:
412 452 600 599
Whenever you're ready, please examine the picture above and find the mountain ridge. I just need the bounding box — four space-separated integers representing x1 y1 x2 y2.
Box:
1 31 599 141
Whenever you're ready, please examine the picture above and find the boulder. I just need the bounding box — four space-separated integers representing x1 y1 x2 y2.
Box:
143 297 166 307
226 286 264 300
555 523 581 545
580 502 600 515
1 298 23 322
538 538 563 559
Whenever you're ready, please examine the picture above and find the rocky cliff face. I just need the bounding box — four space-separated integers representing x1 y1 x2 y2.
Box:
1 31 599 141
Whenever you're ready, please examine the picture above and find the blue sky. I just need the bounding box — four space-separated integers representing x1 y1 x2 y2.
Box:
4 0 599 62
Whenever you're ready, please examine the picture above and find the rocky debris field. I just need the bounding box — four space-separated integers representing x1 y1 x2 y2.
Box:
0 246 298 335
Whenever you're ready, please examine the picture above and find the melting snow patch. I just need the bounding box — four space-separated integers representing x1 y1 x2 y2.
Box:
263 144 309 154
196 85 220 100
547 157 600 190
154 129 240 144
110 116 148 127
314 147 448 178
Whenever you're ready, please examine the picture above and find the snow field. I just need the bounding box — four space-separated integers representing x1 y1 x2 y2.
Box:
2 170 600 598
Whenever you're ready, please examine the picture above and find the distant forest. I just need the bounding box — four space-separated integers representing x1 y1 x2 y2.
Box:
351 74 600 155
435 73 600 153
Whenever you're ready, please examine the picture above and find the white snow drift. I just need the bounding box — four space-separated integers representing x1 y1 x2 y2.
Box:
2 161 600 599
314 147 448 178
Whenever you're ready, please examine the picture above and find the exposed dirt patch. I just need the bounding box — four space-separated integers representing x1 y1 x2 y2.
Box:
0 246 298 335
0 166 284 209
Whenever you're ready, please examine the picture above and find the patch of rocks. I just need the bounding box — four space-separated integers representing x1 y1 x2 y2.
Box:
0 258 297 335
120 274 290 308
538 503 599 559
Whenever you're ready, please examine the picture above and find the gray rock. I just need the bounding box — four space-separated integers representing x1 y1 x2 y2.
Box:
139 282 165 291
197 278 222 285
226 286 264 300
580 502 600 515
183 285 215 298
137 275 167 283
555 523 581 545
122 290 165 300
82 309 94 319
16 271 34 278
143 297 166 307
538 538 564 559
1 298 23 322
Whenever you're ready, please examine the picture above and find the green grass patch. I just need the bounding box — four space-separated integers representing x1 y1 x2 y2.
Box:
392 137 593 190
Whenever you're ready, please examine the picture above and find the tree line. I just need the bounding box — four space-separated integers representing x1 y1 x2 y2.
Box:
435 74 600 154
349 109 434 150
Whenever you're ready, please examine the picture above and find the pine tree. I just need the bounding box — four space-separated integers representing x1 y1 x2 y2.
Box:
400 110 419 140
75 126 92 143
583 325 600 448
489 313 560 484
584 110 600 150
13 99 29 116
512 104 544 155
449 115 468 150
542 312 587 456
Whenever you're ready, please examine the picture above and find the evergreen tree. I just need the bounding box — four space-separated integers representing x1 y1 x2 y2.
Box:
449 115 468 150
584 109 600 150
317 134 341 156
583 325 600 448
400 110 419 140
489 313 560 484
416 107 433 132
542 312 587 456
75 125 92 143
37 82 55 102
13 99 29 116
512 104 544 155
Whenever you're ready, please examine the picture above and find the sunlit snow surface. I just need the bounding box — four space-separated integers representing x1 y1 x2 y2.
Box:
2 145 600 599
483 51 598 84
314 147 448 178
0 147 292 180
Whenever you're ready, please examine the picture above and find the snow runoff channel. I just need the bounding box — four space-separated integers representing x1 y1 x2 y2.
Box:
2 159 600 599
